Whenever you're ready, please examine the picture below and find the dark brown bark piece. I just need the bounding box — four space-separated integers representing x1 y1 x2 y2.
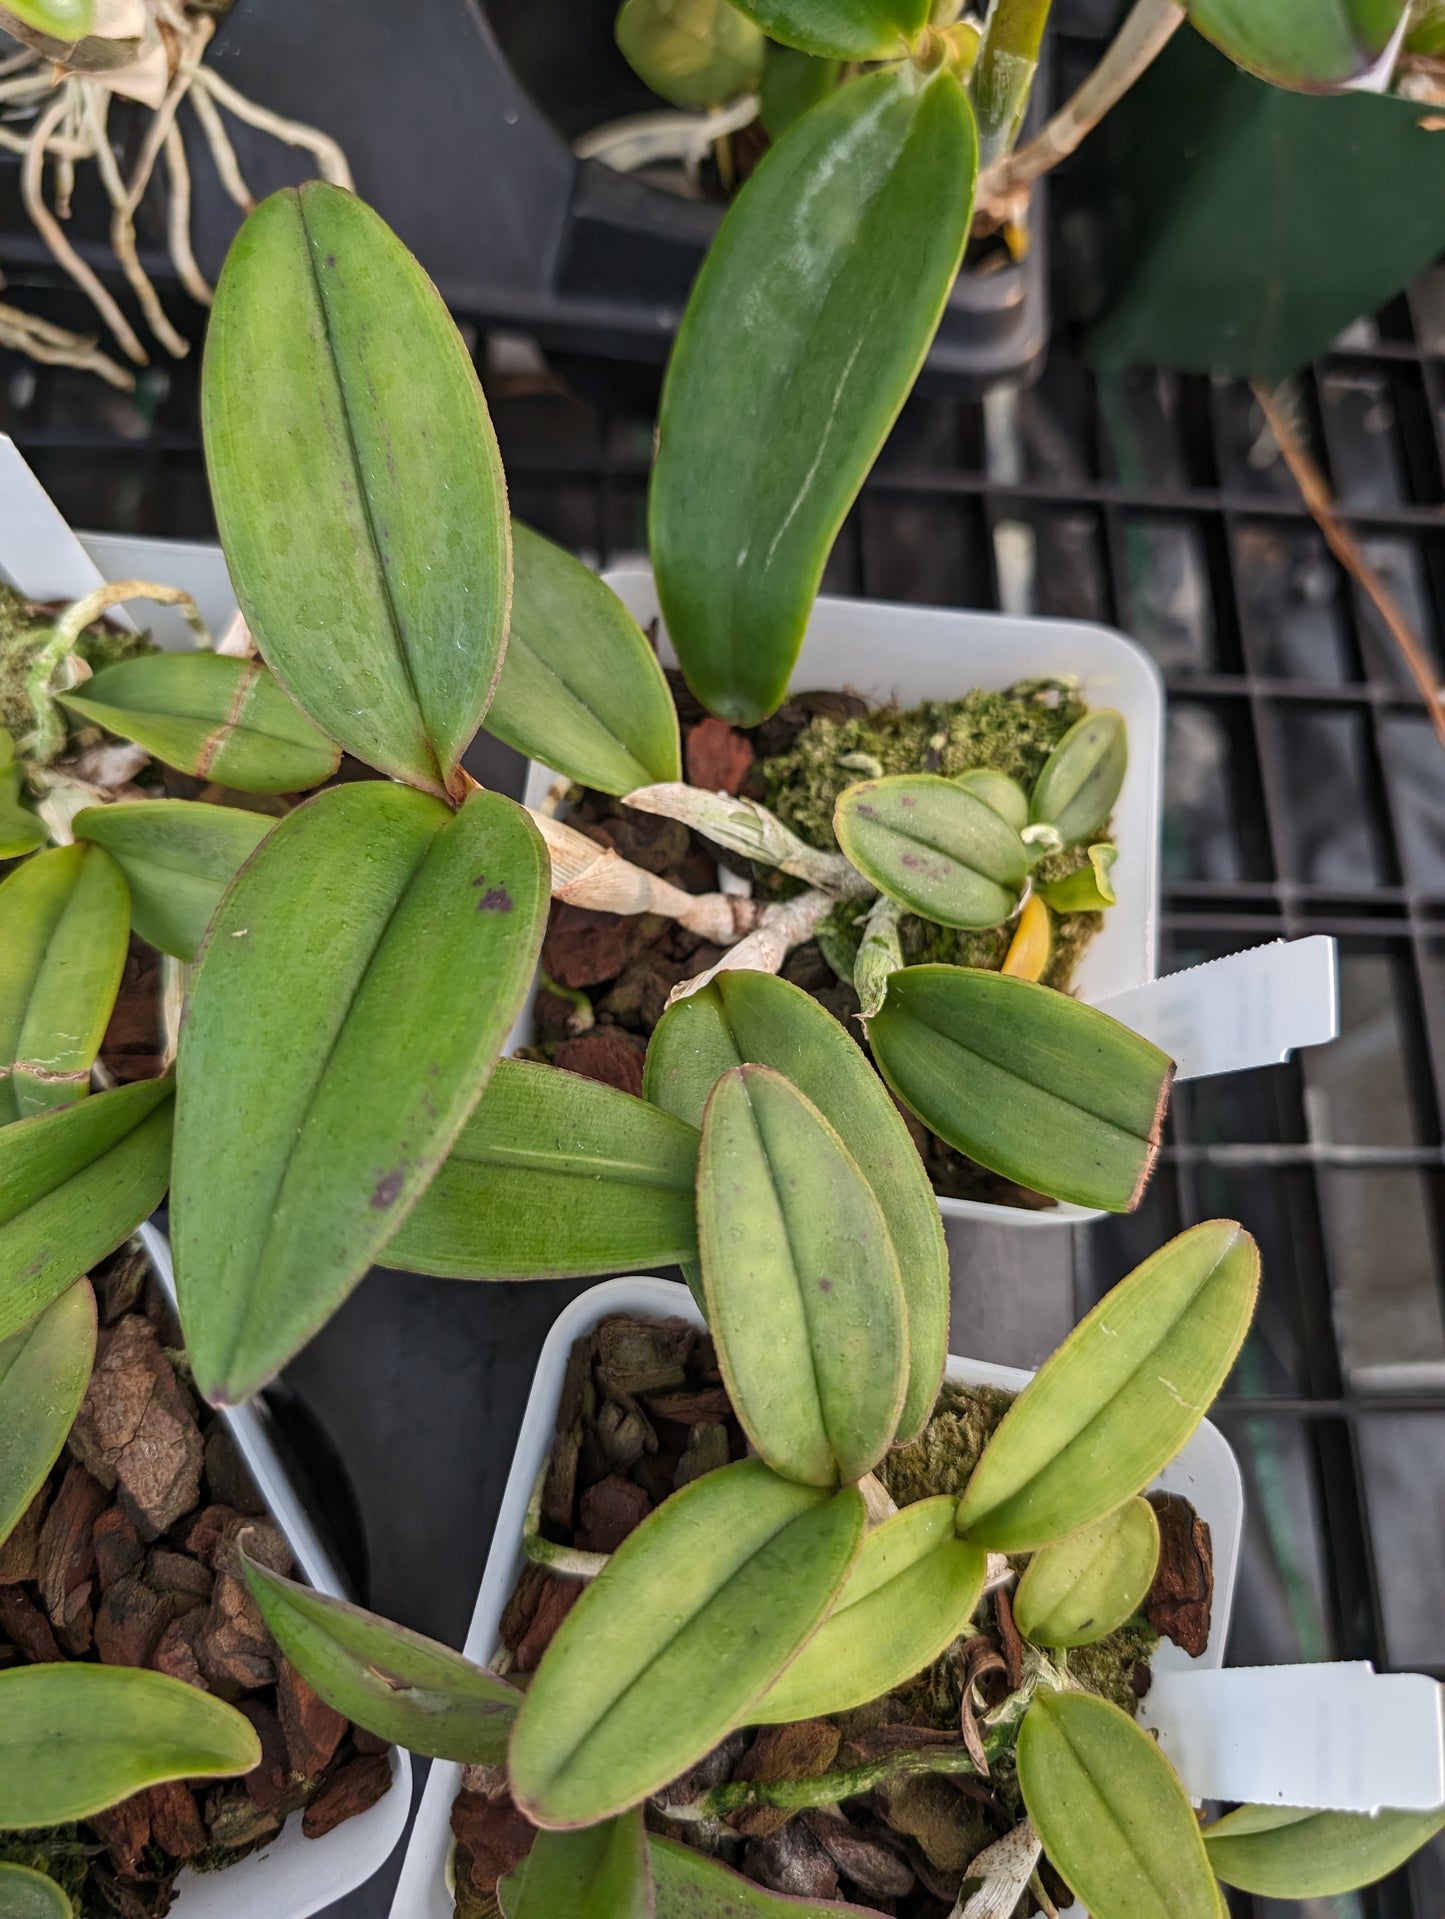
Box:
576 1475 651 1554
205 1783 282 1851
301 1752 391 1838
146 1548 213 1613
498 1560 548 1654
152 1610 211 1691
513 1573 583 1672
804 1812 916 1897
91 1792 152 1878
0 1584 61 1663
277 1657 348 1779
742 1821 841 1898
94 1247 149 1325
199 1566 277 1691
553 1028 647 1097
450 1788 537 1894
1146 1492 1214 1657
239 1698 294 1812
596 1318 692 1396
68 1316 204 1539
542 904 654 990
146 1780 209 1859
731 1720 842 1839
94 1572 174 1668
36 1460 107 1627
93 1506 144 1590
203 1426 267 1516
641 1386 733 1424
351 1725 390 1755
0 1485 47 1585
592 1399 656 1474
182 1504 245 1567
686 716 755 796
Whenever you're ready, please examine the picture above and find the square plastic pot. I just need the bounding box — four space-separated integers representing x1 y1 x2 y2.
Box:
388 1275 1243 1919
518 567 1165 1229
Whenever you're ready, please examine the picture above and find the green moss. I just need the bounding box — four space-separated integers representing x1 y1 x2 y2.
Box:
0 1827 95 1914
762 681 1087 853
879 1383 1015 1507
0 584 156 762
1065 1616 1160 1715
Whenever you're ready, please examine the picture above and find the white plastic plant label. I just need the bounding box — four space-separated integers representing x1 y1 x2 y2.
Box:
1095 936 1339 1082
0 435 136 625
1142 1662 1445 1814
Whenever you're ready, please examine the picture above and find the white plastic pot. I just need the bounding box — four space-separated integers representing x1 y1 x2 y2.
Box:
521 568 1165 1230
388 1276 1242 1919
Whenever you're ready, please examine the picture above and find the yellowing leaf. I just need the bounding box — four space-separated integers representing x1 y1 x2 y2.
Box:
1013 1497 1160 1649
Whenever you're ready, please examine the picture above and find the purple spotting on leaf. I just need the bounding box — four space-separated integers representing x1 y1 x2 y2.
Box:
817 1277 834 1293
471 875 514 913
371 1170 404 1210
899 794 916 807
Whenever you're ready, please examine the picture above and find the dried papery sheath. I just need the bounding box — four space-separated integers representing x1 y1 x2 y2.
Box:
668 889 834 1004
953 1819 1045 1919
855 892 903 1017
625 781 870 896
529 809 759 944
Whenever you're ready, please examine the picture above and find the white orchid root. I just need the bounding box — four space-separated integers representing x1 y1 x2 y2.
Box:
666 887 835 1006
1 1 351 374
528 810 761 945
624 781 869 898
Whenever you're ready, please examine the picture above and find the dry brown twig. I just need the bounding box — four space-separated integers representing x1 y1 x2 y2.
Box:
1253 379 1445 751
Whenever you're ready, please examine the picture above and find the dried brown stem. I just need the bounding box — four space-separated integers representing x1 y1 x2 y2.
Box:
1254 379 1445 751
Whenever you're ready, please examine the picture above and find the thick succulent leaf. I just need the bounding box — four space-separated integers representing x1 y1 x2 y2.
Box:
748 1496 986 1723
504 1810 654 1919
0 1862 74 1918
1013 1497 1160 1649
509 1459 865 1826
1187 0 1408 89
956 766 1028 831
1038 843 1117 913
728 0 926 58
59 655 339 796
759 44 840 138
834 774 1027 929
698 1064 907 1486
868 966 1174 1213
651 1838 881 1914
0 1079 173 1342
203 183 509 793
956 1221 1258 1552
172 782 548 1404
384 1059 698 1279
0 1664 259 1828
0 842 129 1122
1018 1689 1224 1919
1407 2 1445 55
1028 709 1127 849
616 0 765 108
0 0 91 45
484 525 681 796
1203 1803 1445 1898
651 63 976 722
243 1555 516 1762
0 1280 95 1548
72 800 274 962
645 970 946 1441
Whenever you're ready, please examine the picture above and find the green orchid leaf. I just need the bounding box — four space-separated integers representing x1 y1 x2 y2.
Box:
0 1862 74 1918
503 1809 654 1919
759 44 840 139
651 1837 881 1914
645 970 947 1442
242 1554 516 1762
651 62 977 723
0 0 92 48
970 0 1051 167
834 774 1027 929
748 1496 986 1723
1203 1802 1445 1898
0 1280 95 1549
172 781 547 1405
867 966 1173 1214
956 766 1028 832
0 733 45 858
1013 1496 1160 1649
484 525 682 796
1038 843 1118 913
1407 1 1445 55
0 1664 259 1828
616 0 765 108
1187 0 1408 89
384 1059 698 1279
956 1221 1258 1552
1018 1689 1223 1919
698 1063 907 1487
203 184 509 794
72 800 274 962
59 654 339 796
0 1079 173 1343
509 1458 865 1827
0 842 129 1123
727 0 926 59
1028 709 1127 849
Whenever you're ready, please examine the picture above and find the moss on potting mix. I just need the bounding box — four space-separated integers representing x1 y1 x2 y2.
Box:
449 1316 1194 1917
0 586 156 761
